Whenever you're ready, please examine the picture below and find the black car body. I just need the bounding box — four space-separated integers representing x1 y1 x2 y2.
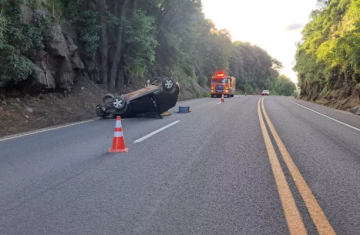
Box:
96 78 180 119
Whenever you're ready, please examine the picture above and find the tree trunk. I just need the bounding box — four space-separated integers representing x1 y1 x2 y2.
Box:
128 0 136 12
109 0 130 89
117 62 125 94
94 0 108 85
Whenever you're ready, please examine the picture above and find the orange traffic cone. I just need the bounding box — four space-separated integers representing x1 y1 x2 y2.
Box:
109 116 129 153
221 94 225 102
245 92 247 97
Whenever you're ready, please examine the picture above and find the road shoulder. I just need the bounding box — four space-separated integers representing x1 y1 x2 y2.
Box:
285 97 360 130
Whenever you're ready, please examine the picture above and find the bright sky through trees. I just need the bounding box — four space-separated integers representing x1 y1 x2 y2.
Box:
202 0 318 83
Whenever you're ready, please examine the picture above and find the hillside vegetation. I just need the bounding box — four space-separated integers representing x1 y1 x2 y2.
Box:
295 0 360 110
0 0 295 99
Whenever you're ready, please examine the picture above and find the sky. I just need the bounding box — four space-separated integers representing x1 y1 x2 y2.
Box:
201 0 318 83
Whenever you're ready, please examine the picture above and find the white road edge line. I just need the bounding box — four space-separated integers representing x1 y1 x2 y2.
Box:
0 119 98 142
134 120 181 143
284 97 360 132
216 102 222 105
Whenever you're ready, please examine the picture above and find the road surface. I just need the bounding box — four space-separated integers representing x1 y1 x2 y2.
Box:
1 96 360 234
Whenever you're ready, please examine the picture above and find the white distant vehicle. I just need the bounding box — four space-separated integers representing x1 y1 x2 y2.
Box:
262 90 270 96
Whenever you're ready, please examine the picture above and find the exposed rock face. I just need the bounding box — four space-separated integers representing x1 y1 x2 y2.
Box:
24 22 85 92
72 54 85 70
36 64 56 89
46 24 69 57
21 4 34 23
65 35 78 53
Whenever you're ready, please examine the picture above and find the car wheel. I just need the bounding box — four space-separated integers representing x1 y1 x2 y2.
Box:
162 77 176 94
102 94 114 104
112 96 127 113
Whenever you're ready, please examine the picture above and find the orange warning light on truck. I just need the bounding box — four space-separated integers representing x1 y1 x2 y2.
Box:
210 71 236 98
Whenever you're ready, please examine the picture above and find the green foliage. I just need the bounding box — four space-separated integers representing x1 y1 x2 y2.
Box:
77 10 100 57
0 45 36 85
292 90 300 98
0 10 6 47
0 0 51 87
273 75 297 96
295 0 360 100
38 0 64 17
64 0 100 58
106 12 119 27
123 10 157 75
137 0 282 93
0 0 289 95
63 0 82 22
64 0 99 57
3 3 51 52
229 41 281 92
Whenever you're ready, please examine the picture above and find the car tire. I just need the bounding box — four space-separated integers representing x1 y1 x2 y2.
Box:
162 77 176 94
102 94 114 104
112 96 127 113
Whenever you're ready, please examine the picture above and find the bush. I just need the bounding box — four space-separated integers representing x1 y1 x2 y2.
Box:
291 90 299 98
0 0 51 87
0 46 36 86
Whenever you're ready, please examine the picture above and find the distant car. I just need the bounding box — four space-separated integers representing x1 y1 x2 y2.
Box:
95 77 180 119
262 90 270 96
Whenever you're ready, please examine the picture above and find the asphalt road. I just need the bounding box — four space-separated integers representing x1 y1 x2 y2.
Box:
1 95 360 234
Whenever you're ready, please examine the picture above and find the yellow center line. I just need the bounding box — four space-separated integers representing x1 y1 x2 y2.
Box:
261 97 336 235
258 97 307 235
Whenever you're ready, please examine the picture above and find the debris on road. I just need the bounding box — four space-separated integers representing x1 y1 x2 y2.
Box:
161 110 172 116
177 106 191 113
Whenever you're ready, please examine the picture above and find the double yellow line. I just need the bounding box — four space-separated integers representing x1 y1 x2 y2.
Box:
258 97 336 235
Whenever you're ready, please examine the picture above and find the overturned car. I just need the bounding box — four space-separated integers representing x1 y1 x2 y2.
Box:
96 78 180 119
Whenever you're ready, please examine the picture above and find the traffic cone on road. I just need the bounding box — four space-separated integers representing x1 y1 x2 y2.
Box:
245 92 247 97
221 94 225 102
109 116 129 153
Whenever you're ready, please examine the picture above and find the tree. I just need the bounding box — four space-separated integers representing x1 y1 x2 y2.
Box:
294 0 360 101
